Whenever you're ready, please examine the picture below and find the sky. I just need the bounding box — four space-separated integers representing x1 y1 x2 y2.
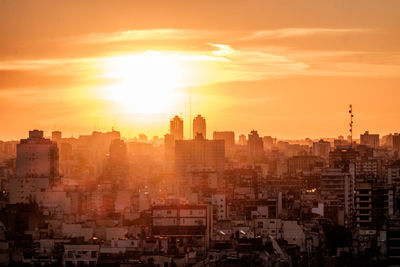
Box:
1 0 400 140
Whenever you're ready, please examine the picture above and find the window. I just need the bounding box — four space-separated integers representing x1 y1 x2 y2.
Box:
257 222 263 228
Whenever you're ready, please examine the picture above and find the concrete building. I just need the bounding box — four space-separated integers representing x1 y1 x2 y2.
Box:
10 130 60 204
320 167 355 227
360 131 380 149
16 130 59 179
329 147 359 170
312 139 331 159
193 114 206 139
287 155 322 175
151 204 210 253
175 134 225 193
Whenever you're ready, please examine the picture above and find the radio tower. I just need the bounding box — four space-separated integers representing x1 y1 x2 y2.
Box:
189 88 192 139
349 104 354 147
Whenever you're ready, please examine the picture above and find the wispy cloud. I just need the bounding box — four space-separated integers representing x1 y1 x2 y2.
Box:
70 29 223 44
241 28 371 40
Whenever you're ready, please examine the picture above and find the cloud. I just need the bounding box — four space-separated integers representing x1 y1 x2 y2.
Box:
70 29 223 44
241 28 371 40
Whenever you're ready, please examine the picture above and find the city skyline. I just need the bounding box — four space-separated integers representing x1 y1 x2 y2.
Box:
1 1 400 140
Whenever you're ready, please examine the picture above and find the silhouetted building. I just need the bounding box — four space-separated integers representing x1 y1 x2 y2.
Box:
287 155 322 175
239 134 247 146
175 134 225 193
51 130 62 141
170 115 184 140
248 130 263 157
329 147 359 170
321 167 355 227
193 114 206 139
360 131 379 149
213 131 235 151
263 136 274 150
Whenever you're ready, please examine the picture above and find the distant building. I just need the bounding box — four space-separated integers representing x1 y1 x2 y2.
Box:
360 131 379 149
263 136 274 150
329 147 359 170
238 134 247 146
138 134 148 142
170 115 184 141
213 131 235 151
193 114 206 139
51 130 62 141
287 155 322 175
10 130 59 204
248 130 263 157
16 130 59 179
312 139 330 159
175 134 225 193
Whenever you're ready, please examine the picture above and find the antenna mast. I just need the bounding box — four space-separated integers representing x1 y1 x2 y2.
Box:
189 88 192 139
349 104 354 147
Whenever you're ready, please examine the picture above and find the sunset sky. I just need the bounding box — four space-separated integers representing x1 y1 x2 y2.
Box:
1 0 400 140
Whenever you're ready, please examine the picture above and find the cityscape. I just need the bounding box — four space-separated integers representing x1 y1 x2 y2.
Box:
1 1 400 267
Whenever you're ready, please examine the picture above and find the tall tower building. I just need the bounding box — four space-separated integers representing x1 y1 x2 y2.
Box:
10 130 59 204
16 130 59 179
170 115 184 140
193 114 206 139
248 130 263 156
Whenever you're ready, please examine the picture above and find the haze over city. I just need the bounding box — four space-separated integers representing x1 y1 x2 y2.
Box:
1 0 400 140
1 1 400 267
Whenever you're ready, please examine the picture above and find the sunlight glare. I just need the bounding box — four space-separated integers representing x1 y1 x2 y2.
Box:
99 51 185 114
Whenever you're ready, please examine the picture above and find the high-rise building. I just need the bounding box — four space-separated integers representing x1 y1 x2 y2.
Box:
10 130 59 204
248 130 263 157
193 114 206 139
360 131 380 149
320 167 355 227
16 130 59 179
312 139 331 159
170 115 184 140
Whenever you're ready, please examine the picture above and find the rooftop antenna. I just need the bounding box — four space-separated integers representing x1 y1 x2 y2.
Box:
189 88 192 139
349 104 354 147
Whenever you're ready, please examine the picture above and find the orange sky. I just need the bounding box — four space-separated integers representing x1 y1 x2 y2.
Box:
1 0 400 140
